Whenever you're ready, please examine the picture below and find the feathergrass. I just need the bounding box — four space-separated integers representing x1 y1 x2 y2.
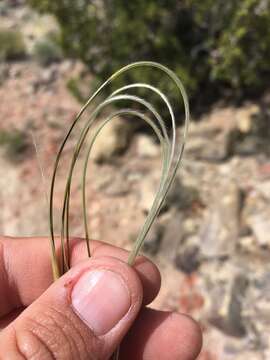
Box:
48 61 189 357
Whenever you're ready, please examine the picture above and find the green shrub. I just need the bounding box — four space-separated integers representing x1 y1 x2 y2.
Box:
66 77 88 103
28 0 270 107
33 37 62 66
190 0 270 93
0 129 30 162
0 28 26 61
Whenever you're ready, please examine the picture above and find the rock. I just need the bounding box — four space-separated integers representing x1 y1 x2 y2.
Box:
238 235 259 256
166 176 200 211
91 116 133 163
40 66 58 85
242 269 270 353
250 272 270 323
138 169 160 214
200 131 235 162
255 180 270 201
247 214 270 249
199 181 241 258
175 239 201 274
159 211 184 260
233 135 262 156
59 59 74 74
232 103 270 156
9 65 22 79
235 105 259 134
186 103 261 162
186 121 236 163
258 161 270 178
136 134 160 158
30 66 58 92
138 171 199 215
174 216 203 274
209 273 248 337
103 172 130 196
242 188 270 251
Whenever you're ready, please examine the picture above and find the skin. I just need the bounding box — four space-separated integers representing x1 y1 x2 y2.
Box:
0 236 202 359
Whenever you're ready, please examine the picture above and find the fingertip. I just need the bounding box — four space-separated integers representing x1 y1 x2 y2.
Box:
169 313 203 359
71 241 162 305
121 309 202 360
133 255 161 305
70 255 143 336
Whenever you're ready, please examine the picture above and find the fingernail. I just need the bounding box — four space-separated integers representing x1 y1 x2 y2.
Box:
71 270 131 335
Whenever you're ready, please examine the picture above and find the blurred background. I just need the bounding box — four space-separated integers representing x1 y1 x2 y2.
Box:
0 0 270 359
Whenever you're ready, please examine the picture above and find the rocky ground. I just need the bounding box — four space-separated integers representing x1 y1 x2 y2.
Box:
1 2 270 359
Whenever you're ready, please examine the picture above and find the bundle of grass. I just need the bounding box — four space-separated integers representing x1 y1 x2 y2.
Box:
47 61 189 359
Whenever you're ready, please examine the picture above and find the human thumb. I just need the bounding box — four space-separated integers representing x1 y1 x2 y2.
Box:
0 256 143 359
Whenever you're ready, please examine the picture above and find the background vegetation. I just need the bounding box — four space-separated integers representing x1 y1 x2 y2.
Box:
0 28 26 61
28 0 270 108
0 129 30 162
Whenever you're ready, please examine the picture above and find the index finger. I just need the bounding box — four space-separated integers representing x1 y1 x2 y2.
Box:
0 236 161 318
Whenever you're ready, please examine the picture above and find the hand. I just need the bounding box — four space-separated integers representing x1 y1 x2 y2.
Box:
0 236 202 359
